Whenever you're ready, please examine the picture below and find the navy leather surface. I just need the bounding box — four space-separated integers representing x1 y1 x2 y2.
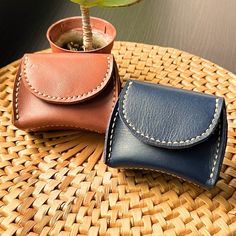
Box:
104 80 228 188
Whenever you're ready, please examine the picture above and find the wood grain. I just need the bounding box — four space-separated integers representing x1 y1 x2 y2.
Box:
0 0 236 73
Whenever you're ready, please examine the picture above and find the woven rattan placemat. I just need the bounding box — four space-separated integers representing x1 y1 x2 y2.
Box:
0 42 235 236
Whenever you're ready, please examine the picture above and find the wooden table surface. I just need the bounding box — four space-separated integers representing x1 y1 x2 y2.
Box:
1 0 236 74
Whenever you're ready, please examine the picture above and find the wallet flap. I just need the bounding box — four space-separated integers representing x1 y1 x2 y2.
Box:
21 53 113 104
119 80 224 149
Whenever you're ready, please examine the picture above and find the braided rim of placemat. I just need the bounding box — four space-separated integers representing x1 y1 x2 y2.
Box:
0 42 235 236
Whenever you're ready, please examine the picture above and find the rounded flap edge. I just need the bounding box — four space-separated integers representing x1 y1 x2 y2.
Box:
119 80 224 149
21 53 114 104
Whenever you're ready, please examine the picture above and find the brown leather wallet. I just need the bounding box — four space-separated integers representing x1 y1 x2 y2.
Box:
12 53 120 133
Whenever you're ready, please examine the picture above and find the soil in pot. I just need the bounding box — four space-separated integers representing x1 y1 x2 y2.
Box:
55 29 111 51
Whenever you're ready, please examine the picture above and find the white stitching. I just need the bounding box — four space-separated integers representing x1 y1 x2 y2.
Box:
27 124 101 133
107 122 221 185
107 82 222 184
106 112 201 186
23 55 112 101
122 81 220 144
15 68 117 129
111 74 117 112
15 74 22 120
106 69 119 158
107 111 119 162
209 123 221 179
107 114 222 184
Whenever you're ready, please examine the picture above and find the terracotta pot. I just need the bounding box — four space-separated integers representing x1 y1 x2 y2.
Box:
47 16 116 53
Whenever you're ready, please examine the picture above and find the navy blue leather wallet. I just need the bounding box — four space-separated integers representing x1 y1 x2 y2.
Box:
104 80 228 188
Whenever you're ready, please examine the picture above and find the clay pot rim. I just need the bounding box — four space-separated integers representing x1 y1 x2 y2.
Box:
46 16 117 53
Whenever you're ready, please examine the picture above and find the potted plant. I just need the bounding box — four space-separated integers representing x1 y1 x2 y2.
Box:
47 0 141 53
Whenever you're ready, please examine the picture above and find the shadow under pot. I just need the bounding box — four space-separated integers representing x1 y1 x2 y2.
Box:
47 16 116 53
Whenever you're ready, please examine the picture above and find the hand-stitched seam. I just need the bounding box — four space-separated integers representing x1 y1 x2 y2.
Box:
209 123 221 179
27 124 102 133
122 81 220 144
120 122 221 185
111 74 117 111
107 110 119 162
15 73 22 120
23 55 112 101
25 77 117 132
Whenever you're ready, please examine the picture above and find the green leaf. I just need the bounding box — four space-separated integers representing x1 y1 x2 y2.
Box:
70 0 141 8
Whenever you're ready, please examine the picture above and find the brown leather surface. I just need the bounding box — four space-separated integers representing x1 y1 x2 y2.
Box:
12 53 120 133
22 53 114 104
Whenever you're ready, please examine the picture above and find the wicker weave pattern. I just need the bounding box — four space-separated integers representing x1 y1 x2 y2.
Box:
0 42 235 236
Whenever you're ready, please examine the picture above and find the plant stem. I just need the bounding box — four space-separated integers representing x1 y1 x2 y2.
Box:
80 5 93 51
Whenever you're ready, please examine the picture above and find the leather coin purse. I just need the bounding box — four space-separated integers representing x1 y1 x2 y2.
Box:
12 53 120 133
104 80 228 188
